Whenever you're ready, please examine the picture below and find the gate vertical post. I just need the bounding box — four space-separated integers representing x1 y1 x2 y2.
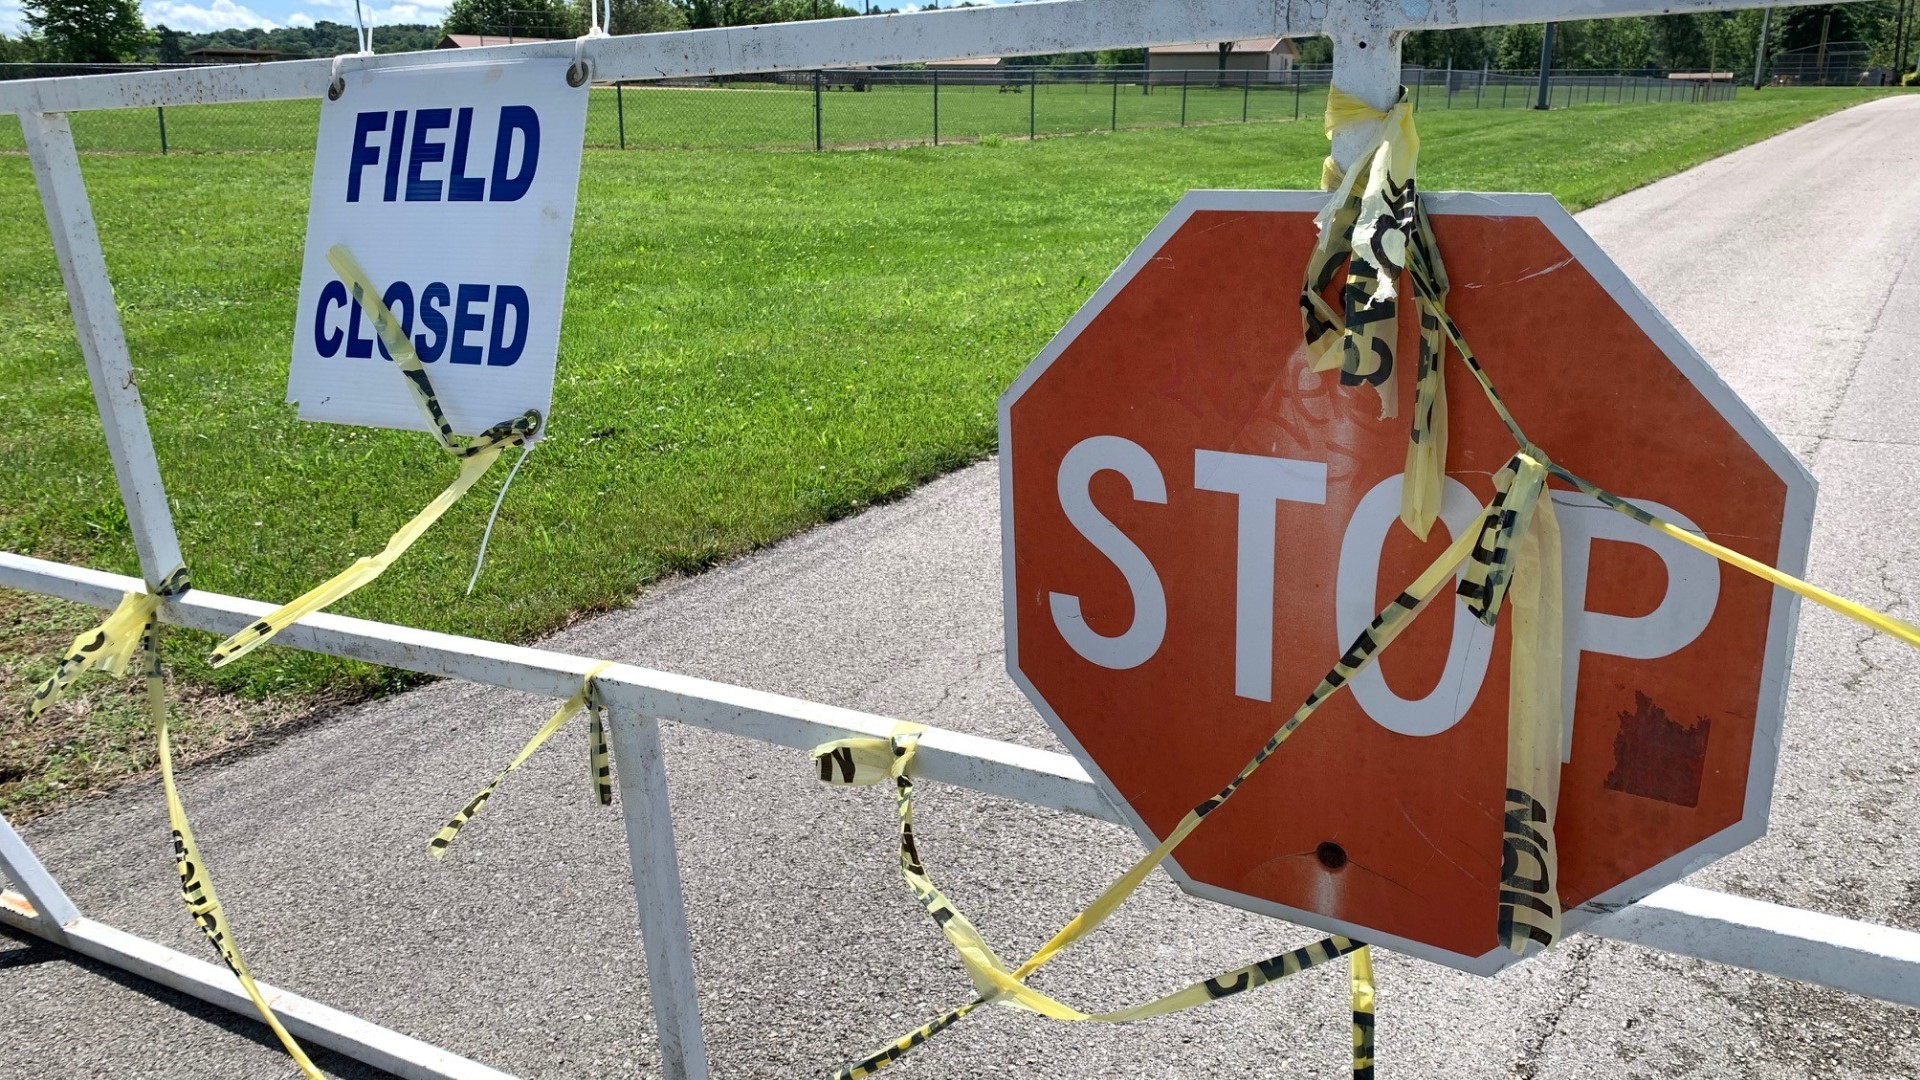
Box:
0 810 81 945
1325 7 1402 171
1110 66 1118 129
1535 22 1556 109
608 712 711 1080
616 82 626 149
932 67 939 145
1180 67 1188 125
1242 67 1250 121
814 69 824 150
19 111 183 589
1029 65 1037 139
156 106 167 153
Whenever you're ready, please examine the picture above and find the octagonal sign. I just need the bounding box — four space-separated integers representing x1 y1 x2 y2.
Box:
1000 191 1814 973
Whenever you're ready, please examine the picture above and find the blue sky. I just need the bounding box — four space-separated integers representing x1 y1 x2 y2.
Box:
0 0 449 37
1 0 1005 40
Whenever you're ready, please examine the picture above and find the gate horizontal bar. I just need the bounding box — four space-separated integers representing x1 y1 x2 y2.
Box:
0 550 1111 822
0 904 517 1080
7 547 1918 1011
0 0 1820 115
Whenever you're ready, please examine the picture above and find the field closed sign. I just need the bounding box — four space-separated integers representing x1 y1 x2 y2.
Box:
289 58 588 435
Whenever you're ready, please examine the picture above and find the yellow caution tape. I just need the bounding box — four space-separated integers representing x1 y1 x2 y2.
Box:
1350 945 1375 1080
815 502 1510 1075
1304 87 1421 424
429 661 616 859
208 448 502 668
207 245 541 669
1490 456 1566 954
1308 86 1458 542
818 725 1361 1079
24 568 321 1079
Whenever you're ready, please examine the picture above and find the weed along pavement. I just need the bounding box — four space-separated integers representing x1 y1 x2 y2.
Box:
6 93 1920 1078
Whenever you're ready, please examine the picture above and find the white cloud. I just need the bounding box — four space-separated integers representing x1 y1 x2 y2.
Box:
0 0 24 37
144 0 280 31
288 10 315 26
304 0 448 27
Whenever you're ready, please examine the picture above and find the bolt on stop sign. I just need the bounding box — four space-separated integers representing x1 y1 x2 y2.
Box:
1000 190 1814 973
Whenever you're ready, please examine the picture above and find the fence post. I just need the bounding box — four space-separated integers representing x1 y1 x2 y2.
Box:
1030 66 1037 139
813 70 823 151
607 712 712 1080
1414 66 1423 108
1478 62 1487 107
932 68 939 145
1501 76 1509 109
1293 66 1301 121
156 106 167 154
1180 68 1188 126
1445 55 1453 107
616 82 626 150
1535 22 1556 109
1111 67 1118 130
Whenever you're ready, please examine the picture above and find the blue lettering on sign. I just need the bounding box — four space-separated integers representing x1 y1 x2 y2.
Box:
405 107 451 202
345 105 541 203
312 279 529 367
418 282 450 362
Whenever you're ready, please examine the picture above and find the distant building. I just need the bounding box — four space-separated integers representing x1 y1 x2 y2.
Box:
186 46 281 63
925 55 1008 86
1147 39 1298 80
437 34 561 49
925 57 1005 69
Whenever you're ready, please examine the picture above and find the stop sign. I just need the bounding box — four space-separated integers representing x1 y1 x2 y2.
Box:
1000 190 1814 973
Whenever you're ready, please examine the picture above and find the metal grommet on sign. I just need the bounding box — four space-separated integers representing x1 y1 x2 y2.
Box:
567 59 590 87
328 54 347 100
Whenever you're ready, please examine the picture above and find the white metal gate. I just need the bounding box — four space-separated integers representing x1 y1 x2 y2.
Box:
3 3 1917 1078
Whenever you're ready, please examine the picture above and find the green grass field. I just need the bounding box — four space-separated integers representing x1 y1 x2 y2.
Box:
0 87 1895 816
0 74 1730 154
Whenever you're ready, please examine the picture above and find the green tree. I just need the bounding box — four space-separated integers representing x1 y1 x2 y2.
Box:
443 0 583 38
0 34 47 62
154 24 186 63
1577 17 1651 70
23 0 151 62
1496 22 1544 69
597 0 688 34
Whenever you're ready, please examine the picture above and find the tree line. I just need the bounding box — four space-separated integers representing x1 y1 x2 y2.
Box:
1 0 1911 76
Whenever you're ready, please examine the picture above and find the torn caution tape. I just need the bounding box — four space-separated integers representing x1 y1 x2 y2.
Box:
429 661 616 858
25 567 323 1079
811 725 1365 1079
207 245 540 670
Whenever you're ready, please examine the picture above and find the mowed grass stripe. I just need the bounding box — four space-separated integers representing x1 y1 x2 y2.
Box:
0 87 1893 817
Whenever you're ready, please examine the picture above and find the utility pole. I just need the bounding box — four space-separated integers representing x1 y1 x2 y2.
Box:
1752 5 1771 90
1534 23 1556 109
1896 0 1913 82
1816 12 1831 86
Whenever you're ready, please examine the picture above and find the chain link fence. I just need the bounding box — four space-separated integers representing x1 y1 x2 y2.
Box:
0 61 1738 155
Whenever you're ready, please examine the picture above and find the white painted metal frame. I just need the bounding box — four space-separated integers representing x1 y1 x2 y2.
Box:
1 2 1904 1078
